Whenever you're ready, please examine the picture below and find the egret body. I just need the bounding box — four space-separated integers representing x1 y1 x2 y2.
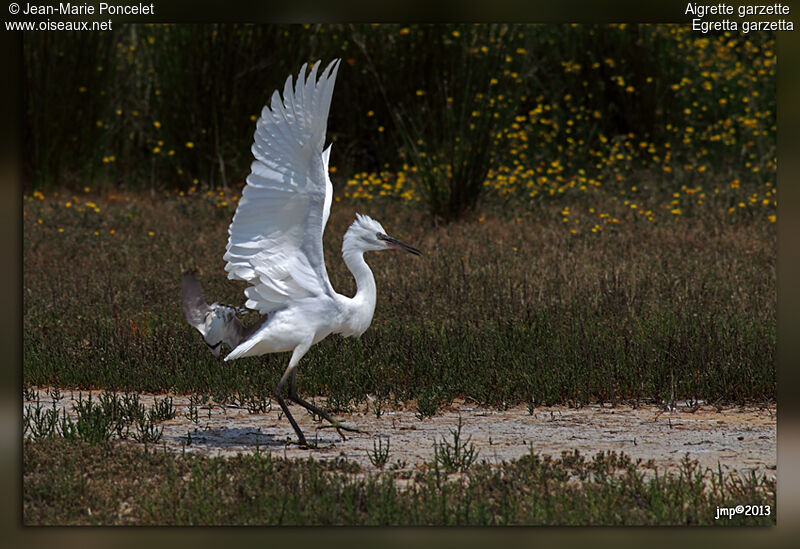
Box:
182 60 420 447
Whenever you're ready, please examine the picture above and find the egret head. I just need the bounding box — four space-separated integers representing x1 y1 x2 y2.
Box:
343 213 421 256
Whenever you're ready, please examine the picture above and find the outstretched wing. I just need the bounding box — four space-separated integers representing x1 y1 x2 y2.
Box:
181 270 213 331
223 60 340 314
181 271 248 358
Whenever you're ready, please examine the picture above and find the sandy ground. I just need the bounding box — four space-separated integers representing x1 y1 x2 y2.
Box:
26 388 776 479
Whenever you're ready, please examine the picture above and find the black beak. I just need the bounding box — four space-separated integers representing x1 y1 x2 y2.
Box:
379 233 421 256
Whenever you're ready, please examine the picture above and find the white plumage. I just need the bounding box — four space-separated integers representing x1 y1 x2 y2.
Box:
182 60 420 447
223 60 338 314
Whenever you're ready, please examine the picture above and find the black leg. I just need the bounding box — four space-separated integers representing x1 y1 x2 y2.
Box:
274 365 309 447
287 369 367 439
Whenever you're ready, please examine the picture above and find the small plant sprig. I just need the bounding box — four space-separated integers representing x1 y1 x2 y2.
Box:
371 397 384 419
415 390 440 420
239 391 271 415
72 392 114 445
132 412 164 443
121 392 146 422
23 395 59 440
433 416 479 473
304 397 322 423
367 436 391 468
47 386 62 402
186 394 200 424
150 396 176 422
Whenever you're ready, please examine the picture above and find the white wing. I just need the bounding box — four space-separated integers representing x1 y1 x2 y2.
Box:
223 59 340 314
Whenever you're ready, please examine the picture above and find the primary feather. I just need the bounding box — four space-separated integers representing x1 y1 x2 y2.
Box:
223 59 340 315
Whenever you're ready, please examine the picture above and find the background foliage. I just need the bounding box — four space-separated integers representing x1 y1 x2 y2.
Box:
23 24 776 221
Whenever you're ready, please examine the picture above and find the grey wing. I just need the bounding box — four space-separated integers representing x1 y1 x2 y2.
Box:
181 271 212 332
182 270 253 358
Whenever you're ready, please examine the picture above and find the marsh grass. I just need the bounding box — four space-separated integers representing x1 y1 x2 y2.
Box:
367 437 391 468
23 190 775 413
23 438 775 525
433 417 479 473
23 391 174 445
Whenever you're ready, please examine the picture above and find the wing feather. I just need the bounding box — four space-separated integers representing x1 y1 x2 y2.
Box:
224 60 340 314
181 271 212 330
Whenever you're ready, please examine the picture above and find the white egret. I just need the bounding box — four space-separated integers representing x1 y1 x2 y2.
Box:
182 59 421 447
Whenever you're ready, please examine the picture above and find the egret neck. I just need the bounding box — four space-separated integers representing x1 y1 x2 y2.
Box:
340 245 377 338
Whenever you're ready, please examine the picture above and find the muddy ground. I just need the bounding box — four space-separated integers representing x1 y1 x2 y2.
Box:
26 389 776 478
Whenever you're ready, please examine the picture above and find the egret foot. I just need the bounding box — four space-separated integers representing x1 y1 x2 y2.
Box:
318 420 369 435
290 394 368 440
317 421 369 441
294 438 317 449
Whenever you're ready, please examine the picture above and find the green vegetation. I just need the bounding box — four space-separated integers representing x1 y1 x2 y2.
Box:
433 417 480 473
23 194 775 411
24 438 775 525
24 25 776 223
23 387 174 445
